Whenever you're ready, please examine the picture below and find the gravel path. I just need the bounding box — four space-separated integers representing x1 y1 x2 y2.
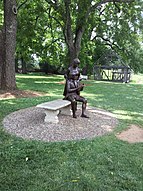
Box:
3 106 118 142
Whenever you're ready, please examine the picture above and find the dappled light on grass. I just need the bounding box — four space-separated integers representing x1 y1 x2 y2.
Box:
16 75 50 79
48 93 63 98
16 73 64 79
34 80 65 84
131 73 143 84
88 108 116 118
2 100 16 105
82 92 104 100
125 96 142 100
113 110 134 120
113 110 143 122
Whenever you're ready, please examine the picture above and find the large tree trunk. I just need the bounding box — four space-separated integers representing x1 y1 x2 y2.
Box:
67 28 84 65
63 0 85 65
0 0 17 90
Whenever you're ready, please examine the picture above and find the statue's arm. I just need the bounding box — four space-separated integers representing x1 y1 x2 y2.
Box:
64 68 70 79
67 81 83 93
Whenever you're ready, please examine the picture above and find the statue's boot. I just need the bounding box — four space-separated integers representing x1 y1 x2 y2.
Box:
71 101 77 118
75 102 77 111
81 102 89 118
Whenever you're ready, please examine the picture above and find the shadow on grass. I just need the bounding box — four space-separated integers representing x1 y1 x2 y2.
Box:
16 74 65 94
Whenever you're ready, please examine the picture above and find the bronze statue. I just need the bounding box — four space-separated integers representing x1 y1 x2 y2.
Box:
64 58 81 80
63 58 89 118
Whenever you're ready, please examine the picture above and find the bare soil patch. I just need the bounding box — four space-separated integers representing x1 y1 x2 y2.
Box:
116 125 143 143
0 90 49 100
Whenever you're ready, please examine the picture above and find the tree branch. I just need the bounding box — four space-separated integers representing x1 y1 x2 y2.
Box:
92 35 122 50
17 0 28 10
46 8 63 29
113 0 121 12
64 0 74 49
90 0 134 12
46 38 65 49
44 0 58 9
34 16 40 29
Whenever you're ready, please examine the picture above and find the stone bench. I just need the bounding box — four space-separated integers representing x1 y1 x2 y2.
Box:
36 99 72 123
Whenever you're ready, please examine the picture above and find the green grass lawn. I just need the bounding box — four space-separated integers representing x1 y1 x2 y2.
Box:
0 73 143 191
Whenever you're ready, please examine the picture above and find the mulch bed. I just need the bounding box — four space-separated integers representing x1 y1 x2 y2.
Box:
0 90 49 99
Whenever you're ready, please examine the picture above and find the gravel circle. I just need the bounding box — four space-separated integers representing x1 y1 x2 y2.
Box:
3 106 118 142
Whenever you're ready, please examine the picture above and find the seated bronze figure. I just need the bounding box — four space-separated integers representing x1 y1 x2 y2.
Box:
63 58 89 118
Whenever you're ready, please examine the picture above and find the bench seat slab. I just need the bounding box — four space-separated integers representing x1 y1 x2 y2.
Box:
37 99 71 110
37 99 72 123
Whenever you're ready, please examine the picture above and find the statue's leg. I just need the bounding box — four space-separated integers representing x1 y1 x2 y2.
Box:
66 95 77 118
81 100 89 118
75 102 77 111
76 96 89 118
71 100 77 118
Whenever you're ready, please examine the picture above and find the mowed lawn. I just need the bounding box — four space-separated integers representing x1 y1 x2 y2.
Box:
0 73 143 191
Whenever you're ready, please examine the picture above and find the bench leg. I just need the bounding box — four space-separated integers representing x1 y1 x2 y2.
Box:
44 110 59 123
60 105 72 116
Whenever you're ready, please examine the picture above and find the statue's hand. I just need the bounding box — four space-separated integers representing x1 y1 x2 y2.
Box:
78 84 84 91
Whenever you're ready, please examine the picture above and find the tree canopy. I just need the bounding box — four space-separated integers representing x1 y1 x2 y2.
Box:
0 0 143 89
14 0 143 73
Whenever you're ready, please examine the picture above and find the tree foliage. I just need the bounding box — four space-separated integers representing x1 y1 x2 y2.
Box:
1 0 143 85
15 0 143 73
16 0 66 72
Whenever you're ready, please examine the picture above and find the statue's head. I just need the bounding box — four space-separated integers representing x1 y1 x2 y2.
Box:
71 73 79 80
72 58 80 68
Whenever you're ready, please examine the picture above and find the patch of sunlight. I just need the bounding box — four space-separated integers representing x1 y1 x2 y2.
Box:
137 116 143 121
35 81 53 84
114 113 133 120
126 96 141 100
16 75 49 79
16 82 26 86
34 81 64 84
114 110 128 114
131 74 143 84
131 111 143 116
114 110 143 116
16 75 63 79
83 92 103 98
93 80 117 85
88 108 116 118
3 100 16 105
113 110 131 120
48 93 62 97
113 110 143 120
83 94 104 102
133 89 139 92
